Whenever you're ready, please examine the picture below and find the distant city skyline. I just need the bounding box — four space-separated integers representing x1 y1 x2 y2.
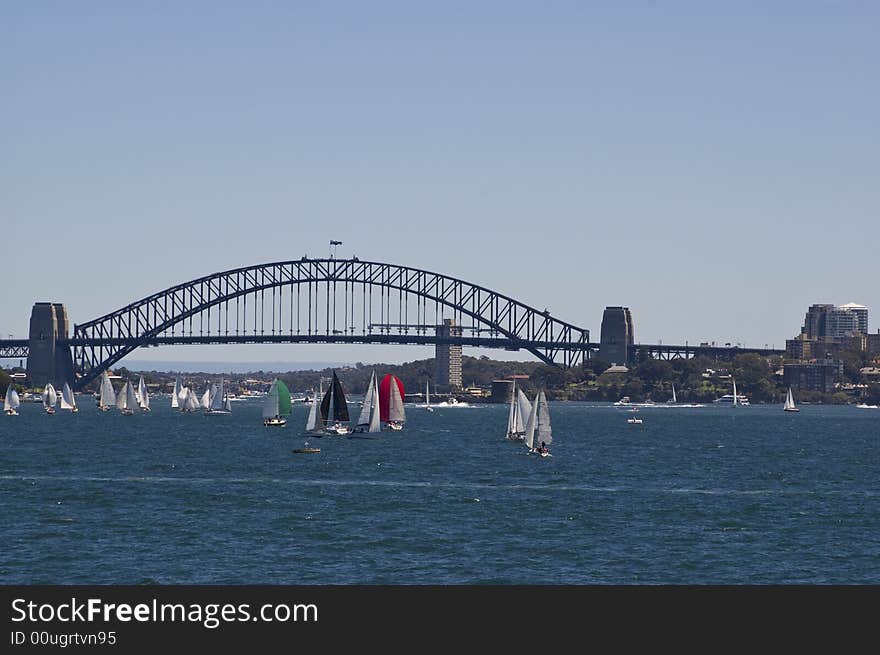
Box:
3 3 878 365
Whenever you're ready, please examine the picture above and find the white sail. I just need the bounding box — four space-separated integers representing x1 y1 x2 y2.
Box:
671 384 677 404
369 377 381 433
425 380 430 406
171 377 181 408
517 389 531 430
224 395 232 412
138 376 150 409
126 381 139 411
4 383 20 411
784 387 796 411
733 379 738 407
200 386 211 410
535 390 552 445
184 387 200 411
357 371 377 427
100 372 116 408
263 379 280 419
117 381 130 410
43 383 58 408
524 395 539 449
507 382 523 437
388 376 405 422
305 389 319 430
60 382 76 410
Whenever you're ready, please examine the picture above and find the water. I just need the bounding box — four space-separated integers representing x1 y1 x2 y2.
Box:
1 399 878 584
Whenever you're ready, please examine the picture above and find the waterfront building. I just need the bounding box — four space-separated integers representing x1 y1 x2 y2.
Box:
435 318 462 391
599 306 634 365
783 360 844 393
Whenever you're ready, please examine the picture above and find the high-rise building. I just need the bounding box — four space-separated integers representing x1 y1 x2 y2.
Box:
435 318 462 391
783 360 843 393
599 307 634 365
801 303 869 339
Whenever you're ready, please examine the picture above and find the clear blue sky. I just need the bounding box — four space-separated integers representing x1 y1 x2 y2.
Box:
3 2 877 366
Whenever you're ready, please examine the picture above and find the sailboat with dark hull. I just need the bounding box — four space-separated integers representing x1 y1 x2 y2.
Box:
319 371 351 435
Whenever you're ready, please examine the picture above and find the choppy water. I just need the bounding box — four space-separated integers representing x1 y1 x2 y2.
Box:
1 398 878 583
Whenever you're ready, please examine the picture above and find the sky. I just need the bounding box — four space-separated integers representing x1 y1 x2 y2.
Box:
2 1 878 367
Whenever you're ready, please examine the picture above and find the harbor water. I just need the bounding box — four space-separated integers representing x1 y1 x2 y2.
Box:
1 399 878 584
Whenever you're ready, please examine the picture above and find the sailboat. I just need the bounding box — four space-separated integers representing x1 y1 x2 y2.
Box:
200 384 212 411
60 382 78 412
117 380 137 415
378 374 405 431
733 379 738 407
171 377 182 409
783 387 800 413
667 383 677 404
4 382 20 415
183 386 200 413
319 371 351 434
424 380 434 412
524 390 553 456
263 378 291 426
305 379 324 433
137 376 150 412
206 378 232 414
98 372 116 412
354 371 382 434
385 376 406 431
42 383 58 414
505 381 531 441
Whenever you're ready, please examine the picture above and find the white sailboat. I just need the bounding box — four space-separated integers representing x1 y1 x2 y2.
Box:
206 378 232 414
385 376 406 431
320 371 351 434
305 379 323 433
4 382 20 415
98 372 116 411
783 387 800 413
505 382 531 441
42 383 58 414
60 382 78 412
668 383 677 404
137 376 150 412
354 371 382 433
733 379 738 407
183 387 200 413
263 378 290 427
116 380 137 415
200 385 211 411
171 377 182 409
424 380 434 412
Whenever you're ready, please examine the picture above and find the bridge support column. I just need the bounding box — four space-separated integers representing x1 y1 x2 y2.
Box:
27 303 73 388
435 318 462 392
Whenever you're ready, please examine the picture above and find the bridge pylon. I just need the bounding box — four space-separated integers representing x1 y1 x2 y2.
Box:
27 302 74 389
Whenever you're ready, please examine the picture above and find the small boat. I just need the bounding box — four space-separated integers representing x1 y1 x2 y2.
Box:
42 383 58 414
137 376 151 412
379 373 406 431
627 417 643 424
505 381 531 441
206 378 232 415
98 371 116 412
4 382 20 416
117 380 138 416
353 371 382 434
263 378 291 427
524 389 553 456
171 376 184 410
293 447 321 454
315 371 352 435
60 382 78 412
613 396 631 406
783 387 800 413
424 380 434 412
856 403 879 409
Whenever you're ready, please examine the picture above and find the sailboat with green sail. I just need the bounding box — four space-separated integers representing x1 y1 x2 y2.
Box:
263 378 291 427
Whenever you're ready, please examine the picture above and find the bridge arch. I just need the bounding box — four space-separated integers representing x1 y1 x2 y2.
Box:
71 258 591 388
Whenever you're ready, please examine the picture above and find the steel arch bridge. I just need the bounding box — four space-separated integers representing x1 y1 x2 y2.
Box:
69 258 591 389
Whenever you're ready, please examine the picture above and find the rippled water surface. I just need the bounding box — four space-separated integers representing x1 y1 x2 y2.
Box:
2 398 878 583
